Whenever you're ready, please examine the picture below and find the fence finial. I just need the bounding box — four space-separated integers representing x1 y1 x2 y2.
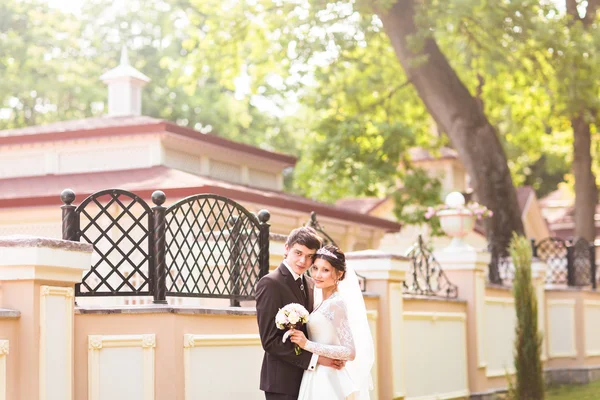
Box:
61 189 76 205
151 190 166 207
258 209 271 224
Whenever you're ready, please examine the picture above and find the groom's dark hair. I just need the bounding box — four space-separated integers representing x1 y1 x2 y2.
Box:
285 226 322 250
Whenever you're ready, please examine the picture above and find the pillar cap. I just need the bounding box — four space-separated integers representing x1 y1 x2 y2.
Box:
433 248 491 271
0 235 93 283
0 235 92 252
346 250 411 281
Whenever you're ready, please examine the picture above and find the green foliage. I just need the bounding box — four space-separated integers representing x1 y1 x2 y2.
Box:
0 0 101 127
509 233 544 400
4 0 599 225
392 168 443 235
418 0 598 193
547 380 600 400
0 0 304 155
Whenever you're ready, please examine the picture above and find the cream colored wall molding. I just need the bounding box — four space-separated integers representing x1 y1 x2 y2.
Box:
548 299 576 306
487 367 515 378
485 297 515 305
41 286 74 298
583 301 600 357
0 340 8 400
405 388 470 400
183 334 260 348
88 334 155 400
547 300 577 358
183 334 262 400
548 350 578 358
403 312 466 322
40 285 74 400
404 310 469 399
88 334 156 350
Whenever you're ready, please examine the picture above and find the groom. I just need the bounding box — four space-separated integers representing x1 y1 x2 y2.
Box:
256 226 344 399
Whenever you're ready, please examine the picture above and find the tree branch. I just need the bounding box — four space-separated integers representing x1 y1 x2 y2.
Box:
565 0 581 20
583 0 600 25
364 80 411 113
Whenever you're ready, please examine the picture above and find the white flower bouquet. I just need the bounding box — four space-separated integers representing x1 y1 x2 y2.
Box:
276 302 310 355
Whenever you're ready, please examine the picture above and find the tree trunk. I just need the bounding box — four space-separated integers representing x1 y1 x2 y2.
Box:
566 0 598 243
572 114 597 241
377 0 524 278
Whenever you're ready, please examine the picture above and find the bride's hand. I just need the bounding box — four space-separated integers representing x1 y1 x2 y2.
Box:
289 329 307 348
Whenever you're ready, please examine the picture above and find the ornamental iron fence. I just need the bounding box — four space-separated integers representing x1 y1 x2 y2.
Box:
491 236 596 288
61 188 270 305
403 235 459 298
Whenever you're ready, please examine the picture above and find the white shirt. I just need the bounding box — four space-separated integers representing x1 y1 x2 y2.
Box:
283 259 302 281
282 260 319 370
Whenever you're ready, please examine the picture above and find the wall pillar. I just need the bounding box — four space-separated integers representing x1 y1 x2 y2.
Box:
0 235 92 400
346 250 411 400
434 248 490 394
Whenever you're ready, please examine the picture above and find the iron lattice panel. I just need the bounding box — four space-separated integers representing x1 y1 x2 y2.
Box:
570 237 593 286
75 190 153 296
403 235 458 298
165 195 263 299
535 237 568 284
496 256 515 286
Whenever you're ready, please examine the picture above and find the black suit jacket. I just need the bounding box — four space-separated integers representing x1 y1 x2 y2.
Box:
256 263 315 396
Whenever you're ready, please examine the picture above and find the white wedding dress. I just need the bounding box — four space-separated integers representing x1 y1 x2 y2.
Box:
297 292 358 400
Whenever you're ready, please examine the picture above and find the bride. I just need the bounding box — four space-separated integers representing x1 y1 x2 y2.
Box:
289 245 374 400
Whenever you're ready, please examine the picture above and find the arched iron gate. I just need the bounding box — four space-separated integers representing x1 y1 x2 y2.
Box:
62 189 154 297
61 189 270 304
163 194 269 306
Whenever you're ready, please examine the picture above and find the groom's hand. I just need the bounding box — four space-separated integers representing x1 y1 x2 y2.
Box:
317 356 345 370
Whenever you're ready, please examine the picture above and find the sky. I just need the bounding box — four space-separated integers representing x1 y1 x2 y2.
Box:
46 0 83 14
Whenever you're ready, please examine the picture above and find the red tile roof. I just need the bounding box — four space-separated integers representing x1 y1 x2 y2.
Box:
335 197 388 214
516 186 534 213
0 115 161 137
550 204 600 223
539 185 573 207
0 116 296 165
0 166 402 232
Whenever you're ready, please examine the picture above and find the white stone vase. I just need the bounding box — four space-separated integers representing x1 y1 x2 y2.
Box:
437 209 476 251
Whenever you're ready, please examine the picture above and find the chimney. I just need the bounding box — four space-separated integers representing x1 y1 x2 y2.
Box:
100 46 150 117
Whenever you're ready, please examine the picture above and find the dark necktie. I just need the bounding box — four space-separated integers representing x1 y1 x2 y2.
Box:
296 276 306 302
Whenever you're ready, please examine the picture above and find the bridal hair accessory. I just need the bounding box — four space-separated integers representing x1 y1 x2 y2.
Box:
317 247 337 259
276 303 310 355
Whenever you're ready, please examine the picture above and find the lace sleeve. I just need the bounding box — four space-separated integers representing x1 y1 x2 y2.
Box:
304 298 356 361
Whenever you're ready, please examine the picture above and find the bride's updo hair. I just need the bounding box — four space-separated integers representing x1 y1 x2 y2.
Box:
315 244 346 280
